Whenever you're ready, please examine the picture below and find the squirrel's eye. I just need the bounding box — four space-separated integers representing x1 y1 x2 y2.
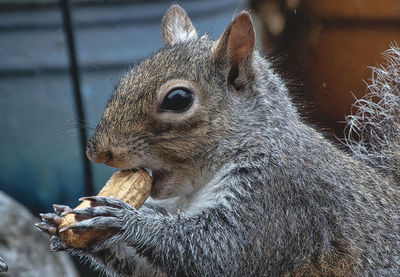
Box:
161 88 193 112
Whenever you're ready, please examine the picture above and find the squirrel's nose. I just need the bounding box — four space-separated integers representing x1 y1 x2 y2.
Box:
86 146 112 164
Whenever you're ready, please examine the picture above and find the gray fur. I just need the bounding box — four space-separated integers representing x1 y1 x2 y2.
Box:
39 6 400 277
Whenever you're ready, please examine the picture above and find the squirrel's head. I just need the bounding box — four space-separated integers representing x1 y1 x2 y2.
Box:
87 5 258 199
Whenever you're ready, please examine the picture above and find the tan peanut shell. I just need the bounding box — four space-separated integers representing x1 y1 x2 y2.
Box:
59 169 152 248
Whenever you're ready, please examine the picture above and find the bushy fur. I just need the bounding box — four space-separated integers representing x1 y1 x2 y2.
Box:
345 46 400 183
39 6 400 277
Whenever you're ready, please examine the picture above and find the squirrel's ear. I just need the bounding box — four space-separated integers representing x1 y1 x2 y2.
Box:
213 12 255 89
162 5 198 46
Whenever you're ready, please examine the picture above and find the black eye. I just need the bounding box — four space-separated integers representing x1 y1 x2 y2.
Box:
161 88 193 112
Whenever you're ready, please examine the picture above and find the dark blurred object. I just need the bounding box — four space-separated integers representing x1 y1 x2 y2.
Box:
0 191 78 277
249 0 400 138
0 257 7 273
60 0 94 197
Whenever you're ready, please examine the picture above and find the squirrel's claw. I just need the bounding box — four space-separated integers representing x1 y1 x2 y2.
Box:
0 257 8 272
35 211 69 252
53 204 72 215
35 222 58 235
36 212 63 236
40 212 63 225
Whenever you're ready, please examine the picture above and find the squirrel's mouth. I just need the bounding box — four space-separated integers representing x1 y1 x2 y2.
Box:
149 169 170 198
130 168 169 198
120 167 171 199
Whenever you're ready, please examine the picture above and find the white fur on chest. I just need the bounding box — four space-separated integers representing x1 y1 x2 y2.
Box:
146 163 234 217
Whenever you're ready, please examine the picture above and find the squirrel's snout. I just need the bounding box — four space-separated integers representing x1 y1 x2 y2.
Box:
86 138 131 168
86 142 112 164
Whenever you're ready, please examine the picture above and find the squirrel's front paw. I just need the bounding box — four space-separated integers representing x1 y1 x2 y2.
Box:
36 197 137 252
60 196 136 251
66 196 134 229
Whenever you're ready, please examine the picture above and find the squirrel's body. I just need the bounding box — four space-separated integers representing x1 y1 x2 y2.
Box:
40 5 400 276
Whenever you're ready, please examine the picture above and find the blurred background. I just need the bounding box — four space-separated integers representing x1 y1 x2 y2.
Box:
0 0 399 276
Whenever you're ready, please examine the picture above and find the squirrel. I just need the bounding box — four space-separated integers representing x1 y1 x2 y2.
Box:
38 5 400 277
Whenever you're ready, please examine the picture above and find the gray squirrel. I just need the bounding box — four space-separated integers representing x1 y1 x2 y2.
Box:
37 5 400 276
